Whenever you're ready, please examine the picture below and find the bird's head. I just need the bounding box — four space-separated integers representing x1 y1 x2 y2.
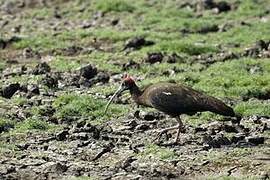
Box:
104 75 135 114
120 75 136 91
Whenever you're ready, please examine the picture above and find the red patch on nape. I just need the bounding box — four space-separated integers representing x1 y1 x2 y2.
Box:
123 74 135 83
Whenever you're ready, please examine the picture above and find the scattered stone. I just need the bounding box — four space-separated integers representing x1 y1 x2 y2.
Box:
145 52 163 64
122 60 140 70
246 136 265 145
242 89 270 101
194 126 207 133
120 156 136 171
70 132 89 141
215 1 231 13
203 134 231 148
124 37 154 50
197 0 232 13
23 47 40 59
56 129 69 141
92 143 115 161
0 36 21 49
1 83 21 98
27 84 40 97
165 53 183 63
0 121 14 133
111 19 119 26
16 143 30 150
32 62 51 75
135 124 150 131
140 111 164 121
95 72 110 83
61 46 83 56
79 64 98 79
42 162 68 174
230 133 246 144
41 74 58 88
242 40 270 58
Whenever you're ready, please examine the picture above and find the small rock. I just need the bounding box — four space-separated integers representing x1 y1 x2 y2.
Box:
41 74 58 88
230 133 245 144
255 40 269 50
246 136 265 145
61 46 83 56
79 64 98 79
145 52 163 64
215 1 231 13
140 111 163 121
27 84 40 96
120 156 137 171
95 71 110 83
32 62 51 75
71 132 89 141
203 134 231 148
135 124 150 131
124 37 154 50
111 19 119 26
1 83 21 98
166 53 182 63
223 124 238 133
16 143 30 150
23 47 40 59
56 130 69 141
122 60 140 70
42 162 68 174
194 126 207 133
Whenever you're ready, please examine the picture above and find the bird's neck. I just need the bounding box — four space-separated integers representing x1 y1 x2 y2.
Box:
129 84 142 103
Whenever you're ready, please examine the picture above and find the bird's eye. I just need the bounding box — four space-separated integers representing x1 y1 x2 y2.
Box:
122 81 127 86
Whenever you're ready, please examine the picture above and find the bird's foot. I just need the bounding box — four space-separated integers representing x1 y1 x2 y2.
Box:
154 125 180 142
154 129 169 142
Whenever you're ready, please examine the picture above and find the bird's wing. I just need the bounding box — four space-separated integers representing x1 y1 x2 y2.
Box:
146 84 204 116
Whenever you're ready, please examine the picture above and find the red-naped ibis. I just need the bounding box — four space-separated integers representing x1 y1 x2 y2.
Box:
105 75 240 142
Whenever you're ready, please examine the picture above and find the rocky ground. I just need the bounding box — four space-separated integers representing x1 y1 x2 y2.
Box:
0 0 270 179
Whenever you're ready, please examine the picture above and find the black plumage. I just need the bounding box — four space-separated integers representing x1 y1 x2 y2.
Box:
105 76 239 142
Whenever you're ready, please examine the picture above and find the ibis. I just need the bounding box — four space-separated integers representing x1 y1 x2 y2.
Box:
105 75 240 143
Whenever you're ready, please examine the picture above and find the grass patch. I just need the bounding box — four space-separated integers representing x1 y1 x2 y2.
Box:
94 0 135 13
52 93 128 124
235 100 270 116
0 61 6 72
192 58 270 98
49 56 81 72
139 143 177 160
14 119 51 131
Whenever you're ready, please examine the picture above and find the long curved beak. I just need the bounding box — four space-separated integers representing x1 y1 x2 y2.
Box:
104 85 126 114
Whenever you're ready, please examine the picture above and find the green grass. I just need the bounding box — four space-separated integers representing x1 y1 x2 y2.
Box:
49 56 82 72
52 93 129 124
235 100 270 116
139 143 178 160
94 0 135 13
14 118 53 132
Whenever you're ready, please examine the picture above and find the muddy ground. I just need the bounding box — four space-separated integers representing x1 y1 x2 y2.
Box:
0 0 270 179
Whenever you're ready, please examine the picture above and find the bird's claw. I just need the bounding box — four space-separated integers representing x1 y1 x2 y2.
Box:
154 129 168 142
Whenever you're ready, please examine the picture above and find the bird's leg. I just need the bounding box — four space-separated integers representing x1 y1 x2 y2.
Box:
175 116 184 143
156 116 185 142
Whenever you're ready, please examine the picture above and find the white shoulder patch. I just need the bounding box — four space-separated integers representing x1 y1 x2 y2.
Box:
162 92 172 95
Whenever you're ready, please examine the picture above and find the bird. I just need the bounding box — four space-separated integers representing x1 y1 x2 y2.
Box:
105 75 240 143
